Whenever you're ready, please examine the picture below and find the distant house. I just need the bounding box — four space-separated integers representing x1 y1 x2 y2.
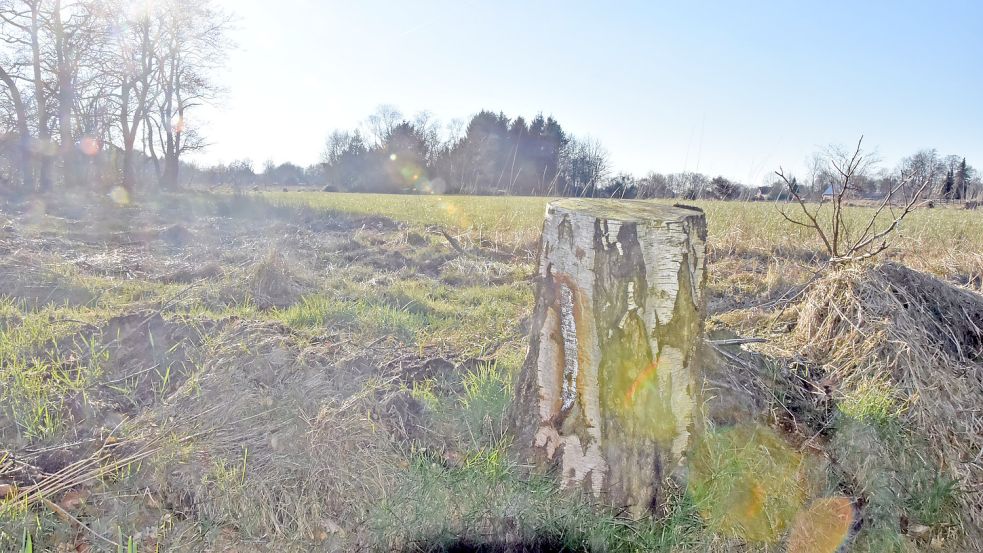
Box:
822 182 890 202
822 182 844 201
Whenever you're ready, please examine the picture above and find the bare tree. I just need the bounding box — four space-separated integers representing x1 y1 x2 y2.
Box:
148 0 229 189
636 172 672 199
896 149 944 200
2 0 113 189
560 136 609 196
100 0 160 191
0 0 55 190
0 0 230 192
710 175 740 200
776 136 932 264
365 104 402 147
0 60 31 188
45 0 105 187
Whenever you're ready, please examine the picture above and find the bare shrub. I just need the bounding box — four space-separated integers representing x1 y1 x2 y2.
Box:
776 137 932 264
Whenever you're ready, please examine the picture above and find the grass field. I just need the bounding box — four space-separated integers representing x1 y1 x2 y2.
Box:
270 191 983 280
0 190 980 552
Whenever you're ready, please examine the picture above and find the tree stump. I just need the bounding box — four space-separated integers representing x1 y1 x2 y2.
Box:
510 198 707 517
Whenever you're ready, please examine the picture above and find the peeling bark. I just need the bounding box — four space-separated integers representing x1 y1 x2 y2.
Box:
510 199 707 518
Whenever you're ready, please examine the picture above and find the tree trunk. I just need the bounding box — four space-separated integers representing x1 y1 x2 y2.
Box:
0 64 33 190
510 199 707 518
121 142 135 191
53 0 77 188
30 3 53 192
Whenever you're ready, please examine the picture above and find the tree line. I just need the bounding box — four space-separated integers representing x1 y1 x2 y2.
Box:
0 0 230 194
617 149 980 202
316 106 610 197
303 105 981 202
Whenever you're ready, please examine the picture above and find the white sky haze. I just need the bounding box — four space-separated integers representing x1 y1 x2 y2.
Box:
195 0 983 185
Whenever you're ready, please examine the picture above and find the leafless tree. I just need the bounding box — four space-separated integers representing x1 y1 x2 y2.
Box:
0 0 230 192
1 0 54 189
365 104 402 147
560 136 609 196
0 59 31 188
635 172 672 199
99 0 160 191
895 149 945 200
148 0 229 189
776 136 932 264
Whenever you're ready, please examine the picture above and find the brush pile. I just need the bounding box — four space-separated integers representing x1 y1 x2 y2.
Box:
794 262 983 541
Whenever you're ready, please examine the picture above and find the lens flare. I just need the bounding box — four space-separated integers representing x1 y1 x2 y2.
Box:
79 136 101 156
437 199 471 228
786 497 854 553
688 425 812 542
625 354 662 405
389 153 397 161
170 114 186 133
430 177 447 194
109 186 130 205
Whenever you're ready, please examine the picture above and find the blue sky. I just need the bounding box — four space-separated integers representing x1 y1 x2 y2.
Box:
196 0 982 185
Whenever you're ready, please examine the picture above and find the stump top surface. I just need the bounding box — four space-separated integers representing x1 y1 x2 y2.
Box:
548 198 704 224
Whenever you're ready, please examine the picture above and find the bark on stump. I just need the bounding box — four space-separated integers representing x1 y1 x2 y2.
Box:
510 199 707 518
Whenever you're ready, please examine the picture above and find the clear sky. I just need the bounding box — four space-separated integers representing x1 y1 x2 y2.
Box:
193 0 983 185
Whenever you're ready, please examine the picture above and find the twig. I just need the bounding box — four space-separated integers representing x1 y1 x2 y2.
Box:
709 337 769 346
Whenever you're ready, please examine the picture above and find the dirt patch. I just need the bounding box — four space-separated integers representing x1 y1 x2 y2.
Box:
398 536 594 552
93 312 203 409
158 261 224 283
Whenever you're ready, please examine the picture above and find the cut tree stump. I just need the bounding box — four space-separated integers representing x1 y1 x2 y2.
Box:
510 198 707 518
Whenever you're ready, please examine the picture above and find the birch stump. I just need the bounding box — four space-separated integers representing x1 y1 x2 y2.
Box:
510 199 707 518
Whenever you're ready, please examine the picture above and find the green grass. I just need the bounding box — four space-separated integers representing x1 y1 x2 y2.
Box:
838 376 908 427
0 302 110 441
364 437 703 552
270 192 550 247
276 277 531 356
907 470 961 529
687 424 811 543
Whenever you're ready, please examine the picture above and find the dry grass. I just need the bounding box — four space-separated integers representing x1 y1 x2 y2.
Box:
243 249 313 309
134 319 405 549
790 262 983 548
266 192 983 282
2 190 981 551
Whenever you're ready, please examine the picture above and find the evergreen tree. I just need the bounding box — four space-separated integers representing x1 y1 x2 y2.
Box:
942 168 955 200
955 157 969 200
711 176 740 200
377 122 430 193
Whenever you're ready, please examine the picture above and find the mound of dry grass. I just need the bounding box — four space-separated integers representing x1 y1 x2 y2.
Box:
243 250 312 309
794 262 983 543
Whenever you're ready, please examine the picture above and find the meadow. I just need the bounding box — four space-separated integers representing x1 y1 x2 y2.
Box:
270 191 983 274
0 190 980 552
